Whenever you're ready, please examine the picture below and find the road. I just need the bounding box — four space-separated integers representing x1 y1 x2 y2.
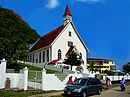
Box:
92 85 130 97
28 85 130 97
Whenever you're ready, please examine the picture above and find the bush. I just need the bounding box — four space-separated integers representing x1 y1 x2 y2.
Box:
76 66 83 72
107 70 115 75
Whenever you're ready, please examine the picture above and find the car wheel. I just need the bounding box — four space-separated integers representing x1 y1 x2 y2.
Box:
82 91 87 97
97 89 101 95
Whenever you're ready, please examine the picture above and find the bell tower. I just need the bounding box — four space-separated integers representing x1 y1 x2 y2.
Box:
63 5 72 25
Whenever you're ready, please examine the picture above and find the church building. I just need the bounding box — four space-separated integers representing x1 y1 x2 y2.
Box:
27 5 89 70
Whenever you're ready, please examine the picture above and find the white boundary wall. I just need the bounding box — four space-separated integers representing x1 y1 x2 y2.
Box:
103 75 130 81
5 73 24 89
0 59 6 89
41 69 83 90
0 59 28 90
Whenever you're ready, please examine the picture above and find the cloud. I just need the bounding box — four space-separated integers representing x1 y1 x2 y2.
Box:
76 0 106 4
45 0 59 9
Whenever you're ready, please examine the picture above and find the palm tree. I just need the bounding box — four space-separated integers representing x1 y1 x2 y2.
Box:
89 61 95 74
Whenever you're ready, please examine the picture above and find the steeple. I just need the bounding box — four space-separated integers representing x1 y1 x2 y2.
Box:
63 5 72 25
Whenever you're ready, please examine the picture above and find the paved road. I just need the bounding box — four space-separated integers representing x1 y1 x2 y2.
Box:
92 85 130 97
28 85 130 97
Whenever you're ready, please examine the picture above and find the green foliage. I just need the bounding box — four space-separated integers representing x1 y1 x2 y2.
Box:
76 65 83 72
7 63 61 74
88 61 95 73
107 70 115 75
123 62 130 73
104 69 108 73
103 70 115 75
64 51 82 70
0 6 40 65
0 90 32 97
117 72 123 75
7 63 43 72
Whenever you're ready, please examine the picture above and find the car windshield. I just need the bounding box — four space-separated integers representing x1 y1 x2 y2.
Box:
72 79 87 85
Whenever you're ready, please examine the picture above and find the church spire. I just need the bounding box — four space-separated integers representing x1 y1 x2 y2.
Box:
63 5 72 25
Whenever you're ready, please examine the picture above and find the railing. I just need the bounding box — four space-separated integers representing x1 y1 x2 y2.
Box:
6 69 14 73
103 75 130 81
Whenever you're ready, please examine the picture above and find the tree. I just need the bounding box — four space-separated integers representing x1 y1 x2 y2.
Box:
88 61 95 74
64 51 82 70
123 62 130 74
0 6 40 65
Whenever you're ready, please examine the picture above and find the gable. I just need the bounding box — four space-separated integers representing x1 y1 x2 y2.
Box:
65 22 89 52
29 22 89 53
29 25 65 52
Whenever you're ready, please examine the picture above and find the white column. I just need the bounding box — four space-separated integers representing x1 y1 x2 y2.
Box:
23 67 28 91
0 58 7 89
42 68 46 90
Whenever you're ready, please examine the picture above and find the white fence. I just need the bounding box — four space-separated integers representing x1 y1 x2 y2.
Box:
5 73 23 89
103 75 130 81
0 59 28 90
4 59 130 91
42 70 83 90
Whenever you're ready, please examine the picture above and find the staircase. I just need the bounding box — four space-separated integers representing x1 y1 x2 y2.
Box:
55 73 68 81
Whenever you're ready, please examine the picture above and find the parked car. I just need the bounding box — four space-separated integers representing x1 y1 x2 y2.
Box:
64 77 102 97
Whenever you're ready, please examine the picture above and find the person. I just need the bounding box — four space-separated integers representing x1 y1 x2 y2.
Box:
106 77 112 89
74 77 77 81
66 76 73 85
108 79 112 89
120 78 126 91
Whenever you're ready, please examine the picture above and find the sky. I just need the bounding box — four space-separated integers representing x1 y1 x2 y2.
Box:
1 0 130 70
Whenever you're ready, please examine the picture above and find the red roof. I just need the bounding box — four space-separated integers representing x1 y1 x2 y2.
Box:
48 59 59 64
63 5 72 16
29 25 65 52
66 46 75 56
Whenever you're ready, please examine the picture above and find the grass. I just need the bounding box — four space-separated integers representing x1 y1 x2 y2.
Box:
0 90 33 97
7 63 62 74
2 63 65 97
1 81 130 97
0 90 63 97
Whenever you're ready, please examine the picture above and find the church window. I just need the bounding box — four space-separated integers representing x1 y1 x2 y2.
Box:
58 49 62 59
33 54 34 63
39 52 41 63
69 31 72 37
36 55 38 63
27 55 29 61
43 51 45 62
68 41 73 47
30 54 32 62
79 53 82 59
47 50 49 62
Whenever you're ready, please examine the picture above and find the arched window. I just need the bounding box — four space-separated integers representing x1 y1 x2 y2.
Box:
39 52 41 63
33 54 34 63
30 54 32 62
43 51 45 62
79 53 82 59
58 49 62 59
47 50 49 62
36 55 38 63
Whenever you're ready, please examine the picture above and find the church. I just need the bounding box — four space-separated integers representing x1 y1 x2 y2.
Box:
27 5 89 71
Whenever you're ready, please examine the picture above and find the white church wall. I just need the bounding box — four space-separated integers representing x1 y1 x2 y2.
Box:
28 47 49 64
52 23 87 65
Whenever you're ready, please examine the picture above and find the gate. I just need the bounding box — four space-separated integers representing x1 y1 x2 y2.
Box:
28 70 42 90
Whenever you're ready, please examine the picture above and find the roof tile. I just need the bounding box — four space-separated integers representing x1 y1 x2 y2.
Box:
29 25 65 52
